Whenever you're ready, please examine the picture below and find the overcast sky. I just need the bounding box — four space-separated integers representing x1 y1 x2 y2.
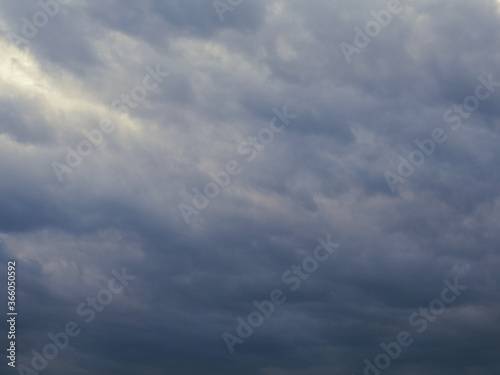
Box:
1 0 500 374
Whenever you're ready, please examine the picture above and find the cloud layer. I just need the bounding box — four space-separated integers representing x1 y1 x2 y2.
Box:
0 0 500 374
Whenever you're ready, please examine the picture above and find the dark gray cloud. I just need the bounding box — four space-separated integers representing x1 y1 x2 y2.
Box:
0 0 499 374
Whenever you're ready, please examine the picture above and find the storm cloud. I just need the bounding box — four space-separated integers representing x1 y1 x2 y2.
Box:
0 0 499 374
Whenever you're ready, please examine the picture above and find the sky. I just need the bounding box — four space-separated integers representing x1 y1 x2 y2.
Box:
0 0 500 374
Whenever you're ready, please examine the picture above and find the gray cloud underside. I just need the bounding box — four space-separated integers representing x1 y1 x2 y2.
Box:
0 0 499 374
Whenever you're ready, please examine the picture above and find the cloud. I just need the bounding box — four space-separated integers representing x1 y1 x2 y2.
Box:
0 0 499 374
